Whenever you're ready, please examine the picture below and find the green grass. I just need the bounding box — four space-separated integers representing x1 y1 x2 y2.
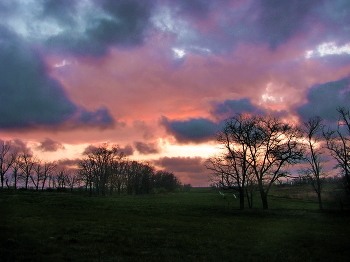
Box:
0 189 349 262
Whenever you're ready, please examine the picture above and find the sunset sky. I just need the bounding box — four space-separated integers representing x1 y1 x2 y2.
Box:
1 0 350 186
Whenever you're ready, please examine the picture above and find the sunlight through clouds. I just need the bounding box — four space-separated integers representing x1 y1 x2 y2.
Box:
172 48 186 58
306 42 350 58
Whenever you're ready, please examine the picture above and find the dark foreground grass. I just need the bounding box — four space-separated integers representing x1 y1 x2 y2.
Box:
0 189 349 262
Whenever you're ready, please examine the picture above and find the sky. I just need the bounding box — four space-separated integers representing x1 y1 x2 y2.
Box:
1 0 350 186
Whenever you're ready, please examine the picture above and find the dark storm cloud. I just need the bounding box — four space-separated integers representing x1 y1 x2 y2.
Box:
0 27 77 128
257 0 322 48
161 116 219 143
212 98 264 118
0 28 115 130
45 0 154 56
314 0 350 45
157 0 350 55
76 107 115 128
161 98 263 143
134 141 160 155
41 0 77 26
297 77 350 122
36 138 65 152
153 156 208 174
168 0 216 18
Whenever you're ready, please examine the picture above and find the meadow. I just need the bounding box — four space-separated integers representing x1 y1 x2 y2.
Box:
1 187 349 262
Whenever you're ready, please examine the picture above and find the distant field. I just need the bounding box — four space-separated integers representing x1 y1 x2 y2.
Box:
1 188 349 262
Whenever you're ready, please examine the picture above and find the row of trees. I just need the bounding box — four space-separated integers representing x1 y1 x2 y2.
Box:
207 108 350 210
0 142 181 195
79 145 181 196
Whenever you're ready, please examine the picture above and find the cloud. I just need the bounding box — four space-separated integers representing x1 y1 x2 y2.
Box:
161 116 219 143
0 139 32 155
257 0 322 48
153 156 210 185
56 158 81 169
161 98 263 143
11 139 33 156
134 141 160 155
297 76 350 121
44 0 154 56
119 144 134 156
212 98 264 119
75 107 115 128
0 26 115 130
82 144 98 155
154 156 207 173
36 138 65 152
132 120 155 140
83 143 134 156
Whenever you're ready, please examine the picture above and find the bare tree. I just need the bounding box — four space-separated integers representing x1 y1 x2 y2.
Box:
65 170 81 192
0 140 17 189
79 159 95 195
79 144 123 195
40 162 57 191
31 160 44 191
10 159 22 190
206 115 256 209
110 159 128 195
249 116 304 209
300 116 325 210
209 114 304 210
31 160 57 191
55 169 68 191
18 152 36 190
324 107 350 198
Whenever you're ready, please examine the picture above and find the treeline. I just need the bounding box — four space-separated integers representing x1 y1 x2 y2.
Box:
207 107 350 210
78 145 181 196
0 143 182 195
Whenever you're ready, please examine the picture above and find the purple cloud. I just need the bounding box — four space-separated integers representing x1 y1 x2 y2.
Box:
161 116 219 143
297 76 350 122
134 141 160 155
36 138 65 152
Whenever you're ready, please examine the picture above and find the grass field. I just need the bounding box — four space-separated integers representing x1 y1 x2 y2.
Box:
1 187 349 262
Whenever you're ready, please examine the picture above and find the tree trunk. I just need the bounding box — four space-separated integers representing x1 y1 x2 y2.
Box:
239 187 245 210
317 192 323 210
260 189 269 210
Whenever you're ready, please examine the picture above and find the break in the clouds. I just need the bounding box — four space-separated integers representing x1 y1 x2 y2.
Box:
297 77 350 122
36 138 65 152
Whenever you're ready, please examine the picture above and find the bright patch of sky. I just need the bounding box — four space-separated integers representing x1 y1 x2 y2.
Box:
261 83 283 103
172 48 186 58
1 0 114 42
162 140 217 159
306 42 350 58
152 4 205 57
54 59 72 68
